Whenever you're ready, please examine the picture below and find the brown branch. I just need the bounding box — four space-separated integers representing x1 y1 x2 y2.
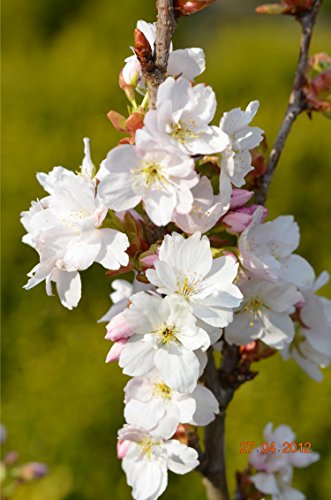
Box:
255 0 323 205
199 345 257 500
142 0 177 109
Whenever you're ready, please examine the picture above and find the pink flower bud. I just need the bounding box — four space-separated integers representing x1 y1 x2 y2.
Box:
117 439 130 459
223 205 268 233
229 189 254 209
239 205 268 218
223 212 252 233
105 313 133 341
240 340 275 363
105 339 127 363
140 253 159 269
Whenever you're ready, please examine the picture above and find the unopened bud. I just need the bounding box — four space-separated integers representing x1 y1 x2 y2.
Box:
140 253 159 269
134 29 154 71
229 189 254 209
240 340 275 362
223 205 268 234
119 58 142 102
174 0 216 16
256 0 314 16
174 424 190 444
117 439 130 459
105 313 133 342
256 3 287 14
106 339 127 363
304 53 331 117
121 59 141 88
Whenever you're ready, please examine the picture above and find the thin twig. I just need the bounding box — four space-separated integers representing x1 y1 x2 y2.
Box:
255 0 323 205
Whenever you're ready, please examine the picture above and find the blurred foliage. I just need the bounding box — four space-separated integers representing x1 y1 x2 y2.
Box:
2 0 331 499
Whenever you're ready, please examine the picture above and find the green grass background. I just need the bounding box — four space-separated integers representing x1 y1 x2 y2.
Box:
2 0 331 498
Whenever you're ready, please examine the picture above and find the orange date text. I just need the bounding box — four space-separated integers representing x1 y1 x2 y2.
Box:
240 441 312 454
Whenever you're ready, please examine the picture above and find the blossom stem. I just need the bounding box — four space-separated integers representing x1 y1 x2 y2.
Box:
201 352 230 500
200 343 258 499
143 0 177 109
255 0 323 205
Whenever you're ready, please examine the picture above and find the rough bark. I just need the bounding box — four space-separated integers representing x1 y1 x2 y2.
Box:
142 0 177 109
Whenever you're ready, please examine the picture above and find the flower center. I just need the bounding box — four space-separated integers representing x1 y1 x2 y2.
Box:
141 161 165 187
153 322 179 346
138 438 159 459
269 241 283 259
160 324 177 345
170 120 199 144
63 209 91 227
176 273 202 299
153 381 173 400
242 297 267 327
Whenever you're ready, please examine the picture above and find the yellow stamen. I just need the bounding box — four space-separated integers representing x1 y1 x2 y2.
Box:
138 438 159 459
242 297 268 327
171 120 200 144
176 274 202 299
153 381 172 400
152 322 179 346
141 162 165 187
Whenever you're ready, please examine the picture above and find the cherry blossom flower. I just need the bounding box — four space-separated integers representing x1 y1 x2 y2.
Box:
250 423 319 500
97 140 198 226
238 207 302 281
21 139 129 309
119 425 199 500
218 101 264 206
174 176 228 234
138 76 230 155
225 276 302 348
146 232 243 327
124 370 219 438
282 268 331 381
119 292 210 392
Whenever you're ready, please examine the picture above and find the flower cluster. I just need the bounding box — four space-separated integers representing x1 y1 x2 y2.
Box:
21 17 328 500
237 423 319 499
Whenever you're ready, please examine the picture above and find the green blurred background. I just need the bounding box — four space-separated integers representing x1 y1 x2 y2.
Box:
2 0 331 498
